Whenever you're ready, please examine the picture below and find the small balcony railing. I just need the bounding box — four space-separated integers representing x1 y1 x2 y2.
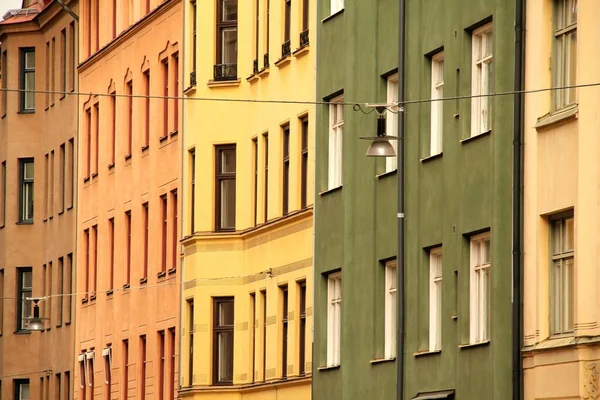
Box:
190 70 197 86
282 40 291 58
253 59 259 75
213 63 237 81
263 53 270 69
300 29 309 48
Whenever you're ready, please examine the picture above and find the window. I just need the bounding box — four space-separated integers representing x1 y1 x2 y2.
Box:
160 195 168 274
17 268 32 331
187 299 194 386
83 229 90 297
386 76 398 172
471 24 493 137
328 96 343 189
122 340 129 399
45 42 50 108
250 293 256 382
86 350 95 392
254 0 259 71
260 289 267 381
252 138 258 225
301 117 309 209
330 0 343 15
61 29 67 95
168 328 176 400
48 261 53 326
78 353 86 397
66 253 73 323
282 125 290 216
20 48 35 111
85 108 91 177
298 281 307 375
50 151 55 217
215 145 236 231
302 0 309 34
143 70 150 149
40 377 45 400
125 211 131 287
92 225 98 295
283 0 291 57
215 0 238 80
68 138 75 208
158 331 165 400
112 0 117 39
171 189 178 270
172 53 179 133
469 232 491 344
58 257 64 326
142 202 149 281
327 272 342 367
103 346 112 400
145 0 150 14
162 59 169 138
110 92 116 166
213 297 234 385
263 134 269 222
126 80 133 157
70 22 76 91
265 0 270 66
140 335 147 399
60 143 66 213
56 373 62 400
93 103 99 175
430 54 444 155
2 50 7 116
189 149 196 234
51 38 56 105
0 269 3 334
550 212 574 334
384 260 397 358
14 379 29 400
65 372 71 400
19 159 34 223
108 218 114 291
1 161 6 227
191 0 198 75
281 286 288 378
429 248 442 351
553 0 577 110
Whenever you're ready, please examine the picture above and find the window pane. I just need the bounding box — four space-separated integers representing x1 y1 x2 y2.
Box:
220 180 235 229
565 257 574 330
564 217 574 251
220 149 236 173
25 72 35 109
25 52 35 69
553 260 562 332
568 0 577 25
24 162 34 180
217 331 234 381
484 31 493 57
221 28 237 64
20 383 30 400
218 301 234 326
23 271 32 288
222 0 237 21
566 31 577 104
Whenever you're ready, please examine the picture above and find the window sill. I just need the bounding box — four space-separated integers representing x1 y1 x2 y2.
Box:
275 56 291 68
317 365 340 371
293 45 309 58
58 210 64 215
420 152 443 163
90 172 98 179
369 357 395 365
459 340 490 350
81 297 88 304
322 8 344 23
60 94 66 101
460 129 491 145
141 144 149 152
108 163 115 171
139 277 148 284
83 177 90 183
247 74 259 83
376 169 397 179
106 289 114 296
168 267 177 275
67 206 73 211
65 321 71 326
49 215 53 220
17 110 35 115
157 271 167 278
159 135 169 143
257 68 270 78
89 294 96 301
56 324 62 328
414 350 441 357
122 283 130 289
207 79 241 88
319 185 343 196
0 224 4 229
534 104 578 130
169 130 178 138
124 154 132 161
14 330 31 335
16 221 33 225
43 218 48 223
183 85 197 96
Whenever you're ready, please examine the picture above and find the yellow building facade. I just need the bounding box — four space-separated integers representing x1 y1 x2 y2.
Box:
180 0 315 398
522 0 600 398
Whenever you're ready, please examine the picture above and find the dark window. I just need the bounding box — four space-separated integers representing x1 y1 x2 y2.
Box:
92 225 98 294
0 269 3 334
58 257 64 326
65 371 71 400
301 117 309 209
191 0 197 72
140 335 147 399
61 29 67 94
254 0 259 68
108 218 115 291
213 297 234 385
190 149 196 234
265 0 270 65
161 195 168 273
83 229 89 296
142 203 149 281
298 282 306 374
66 253 73 323
19 158 34 223
302 0 309 32
125 211 131 286
158 331 165 400
215 0 238 80
126 80 133 157
252 138 258 226
171 189 178 270
215 145 236 231
261 290 267 381
263 134 269 222
94 103 99 175
283 0 291 56
172 53 179 132
282 125 290 216
162 59 169 138
94 0 100 52
69 138 75 208
281 286 288 378
1 160 6 227
143 70 150 148
168 327 176 399
110 92 116 166
145 0 150 14
85 108 91 177
103 346 111 400
20 48 35 112
250 293 256 382
2 50 7 116
112 0 117 39
56 373 62 400
60 143 66 212
122 340 129 399
17 267 32 331
70 22 76 91
14 379 29 400
187 299 194 386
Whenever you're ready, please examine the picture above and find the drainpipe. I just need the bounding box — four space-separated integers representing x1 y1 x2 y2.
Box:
396 0 405 399
512 0 525 398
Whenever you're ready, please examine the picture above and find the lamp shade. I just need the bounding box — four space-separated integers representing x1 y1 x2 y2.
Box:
27 303 45 331
366 137 396 157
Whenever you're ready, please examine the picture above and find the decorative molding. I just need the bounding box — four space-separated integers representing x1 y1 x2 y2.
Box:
583 362 600 400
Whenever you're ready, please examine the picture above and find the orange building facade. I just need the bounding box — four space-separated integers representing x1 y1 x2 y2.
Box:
75 1 181 399
0 0 78 399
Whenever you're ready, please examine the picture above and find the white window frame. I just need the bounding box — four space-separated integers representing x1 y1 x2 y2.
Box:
550 213 575 335
85 350 95 387
384 260 397 359
102 346 112 385
386 75 398 173
430 53 444 156
470 23 493 137
469 232 491 344
328 95 344 190
429 247 443 351
327 271 342 367
330 0 344 15
552 0 577 110
78 353 86 389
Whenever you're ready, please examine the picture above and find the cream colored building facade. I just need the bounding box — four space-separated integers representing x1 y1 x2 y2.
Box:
522 0 600 398
75 0 181 399
179 0 315 398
